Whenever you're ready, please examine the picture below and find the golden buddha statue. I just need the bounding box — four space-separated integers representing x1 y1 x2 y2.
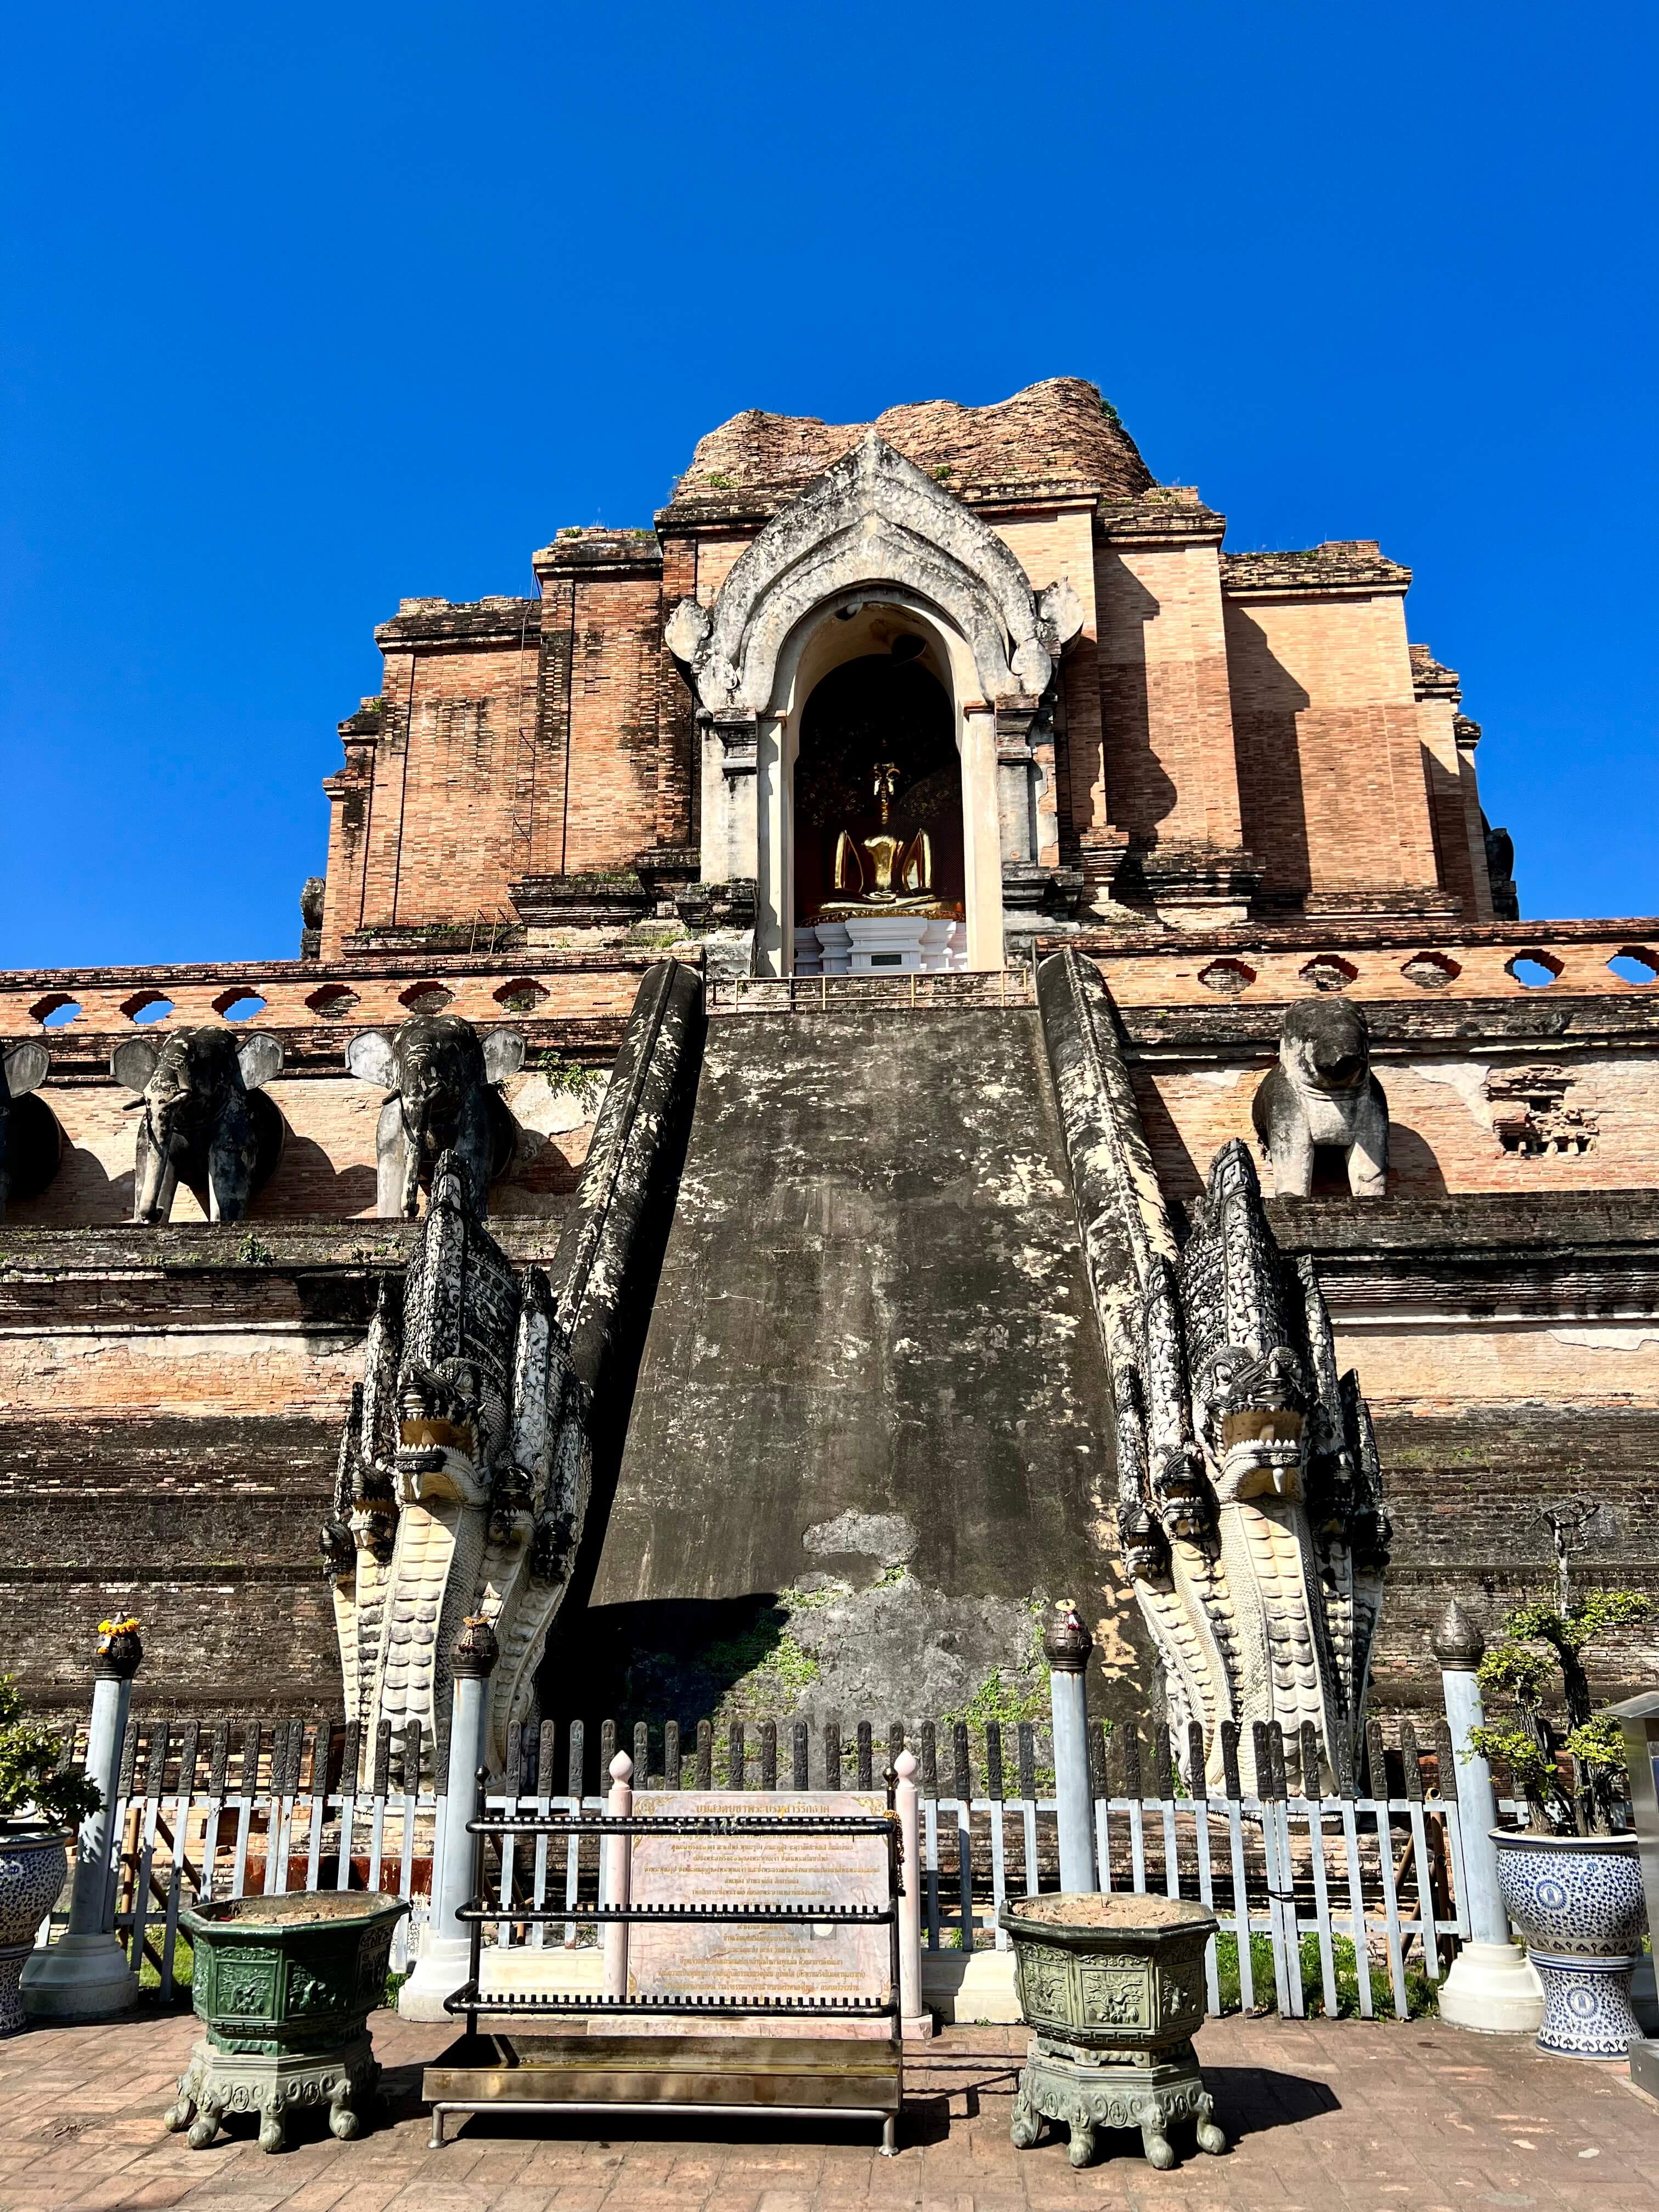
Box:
819 761 944 917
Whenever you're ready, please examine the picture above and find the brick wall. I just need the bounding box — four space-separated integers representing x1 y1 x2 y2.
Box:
1096 536 1243 854
1365 1409 1659 1720
1136 1049 1659 1201
556 573 662 872
0 1223 552 1711
994 507 1102 859
1225 588 1443 909
3 1071 598 1227
1074 918 1659 1007
688 533 755 608
7 1080 1657 1726
654 536 699 848
1416 691 1480 916
0 953 658 1039
310 472 1489 933
349 637 540 932
0 951 649 1223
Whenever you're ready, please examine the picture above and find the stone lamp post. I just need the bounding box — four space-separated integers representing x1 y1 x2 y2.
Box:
1431 1601 1543 2035
22 1621 142 2022
1045 1601 1098 1894
399 1615 498 2023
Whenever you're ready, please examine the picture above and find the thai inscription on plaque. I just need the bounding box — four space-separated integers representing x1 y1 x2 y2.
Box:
627 1791 891 2039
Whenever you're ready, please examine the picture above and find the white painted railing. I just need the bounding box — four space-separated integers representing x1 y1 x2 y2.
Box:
26 1699 1534 2027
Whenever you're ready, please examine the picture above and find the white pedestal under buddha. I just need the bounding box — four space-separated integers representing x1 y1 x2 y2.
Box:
795 918 963 974
796 758 966 976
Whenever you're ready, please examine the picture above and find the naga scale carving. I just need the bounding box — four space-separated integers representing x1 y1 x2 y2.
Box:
1039 949 1390 1791
1113 1141 1391 1790
322 957 704 1784
322 1150 591 1776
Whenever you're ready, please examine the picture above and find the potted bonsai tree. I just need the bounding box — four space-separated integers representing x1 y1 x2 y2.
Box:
1470 1509 1651 2058
0 1672 103 2037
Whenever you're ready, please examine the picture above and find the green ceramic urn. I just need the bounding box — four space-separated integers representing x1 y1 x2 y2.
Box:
998 1892 1227 2171
1000 1892 1214 2053
165 1892 408 2152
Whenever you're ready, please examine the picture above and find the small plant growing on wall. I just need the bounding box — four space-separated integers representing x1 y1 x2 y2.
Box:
1468 1498 1650 1836
0 1673 102 1832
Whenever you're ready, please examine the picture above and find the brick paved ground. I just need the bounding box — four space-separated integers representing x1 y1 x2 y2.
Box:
2 2007 1655 2212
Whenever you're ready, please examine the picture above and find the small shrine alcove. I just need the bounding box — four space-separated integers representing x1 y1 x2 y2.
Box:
791 630 967 976
667 432 1080 973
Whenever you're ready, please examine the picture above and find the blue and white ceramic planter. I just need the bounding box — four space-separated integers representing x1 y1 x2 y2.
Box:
0 1825 70 2038
1492 1829 1646 2059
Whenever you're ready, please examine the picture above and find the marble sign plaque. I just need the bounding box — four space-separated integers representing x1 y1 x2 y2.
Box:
627 1791 892 2037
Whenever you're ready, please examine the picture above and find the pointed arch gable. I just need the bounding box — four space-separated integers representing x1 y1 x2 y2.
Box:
667 433 1081 715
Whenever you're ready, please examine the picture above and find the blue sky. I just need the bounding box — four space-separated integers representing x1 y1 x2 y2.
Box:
2 2 1654 968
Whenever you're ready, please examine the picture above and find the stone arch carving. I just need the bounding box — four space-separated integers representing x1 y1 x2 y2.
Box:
666 433 1082 715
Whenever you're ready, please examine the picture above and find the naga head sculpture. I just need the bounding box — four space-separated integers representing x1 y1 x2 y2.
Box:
1115 1137 1389 1783
324 1149 592 1778
111 1027 284 1224
347 1013 524 1219
1036 944 1389 1793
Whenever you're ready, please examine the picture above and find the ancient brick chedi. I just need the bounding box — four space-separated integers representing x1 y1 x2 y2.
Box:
314 376 1504 965
2 377 1656 1745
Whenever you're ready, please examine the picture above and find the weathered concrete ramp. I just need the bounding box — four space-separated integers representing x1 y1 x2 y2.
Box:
564 1005 1122 1730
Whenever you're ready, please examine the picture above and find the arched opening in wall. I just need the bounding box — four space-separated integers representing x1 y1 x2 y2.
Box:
494 976 549 1013
1299 956 1357 994
1506 951 1562 990
1198 958 1254 996
792 646 965 974
1609 947 1659 986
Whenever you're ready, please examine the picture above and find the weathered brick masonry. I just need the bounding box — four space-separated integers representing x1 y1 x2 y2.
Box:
3 376 1656 1741
311 379 1506 946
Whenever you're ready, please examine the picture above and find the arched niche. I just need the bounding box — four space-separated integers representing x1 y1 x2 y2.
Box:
794 651 962 930
667 435 1082 974
750 593 1002 974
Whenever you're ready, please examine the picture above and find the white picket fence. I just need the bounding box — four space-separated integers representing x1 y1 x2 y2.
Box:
33 1705 1518 2024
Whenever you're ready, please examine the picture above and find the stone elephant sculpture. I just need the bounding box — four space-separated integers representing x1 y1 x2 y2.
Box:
346 1014 524 1219
1251 995 1389 1198
111 1028 285 1224
0 1041 60 1219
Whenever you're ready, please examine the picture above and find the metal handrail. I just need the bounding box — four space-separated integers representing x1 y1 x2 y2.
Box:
457 1900 894 1925
705 967 1035 1016
443 1986 898 2018
467 1811 894 1836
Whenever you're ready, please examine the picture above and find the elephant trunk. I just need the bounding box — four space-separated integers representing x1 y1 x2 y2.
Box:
137 1107 173 1222
136 1090 190 1223
399 1101 427 1218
